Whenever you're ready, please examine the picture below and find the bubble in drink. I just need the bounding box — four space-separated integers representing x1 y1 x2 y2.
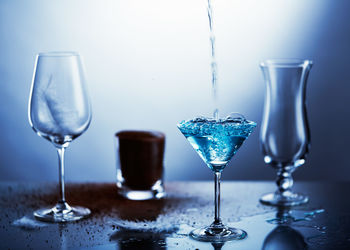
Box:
178 116 256 172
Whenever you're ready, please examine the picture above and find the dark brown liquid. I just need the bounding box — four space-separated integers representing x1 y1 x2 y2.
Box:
116 131 165 190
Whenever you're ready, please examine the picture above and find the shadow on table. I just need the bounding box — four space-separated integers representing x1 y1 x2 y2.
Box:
50 183 193 218
29 183 218 249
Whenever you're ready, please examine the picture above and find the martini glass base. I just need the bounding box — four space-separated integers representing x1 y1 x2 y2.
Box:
34 205 91 223
190 225 247 242
260 191 309 207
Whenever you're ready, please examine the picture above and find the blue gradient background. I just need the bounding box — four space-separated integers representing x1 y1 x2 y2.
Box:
0 0 349 182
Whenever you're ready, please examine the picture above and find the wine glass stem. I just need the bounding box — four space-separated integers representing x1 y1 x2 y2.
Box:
56 147 66 203
214 171 221 224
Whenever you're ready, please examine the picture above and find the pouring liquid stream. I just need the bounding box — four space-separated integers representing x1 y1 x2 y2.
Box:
207 0 219 121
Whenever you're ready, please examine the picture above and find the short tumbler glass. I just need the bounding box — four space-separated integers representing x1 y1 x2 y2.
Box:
115 130 166 200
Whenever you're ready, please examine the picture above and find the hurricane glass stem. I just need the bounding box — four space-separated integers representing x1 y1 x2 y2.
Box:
276 167 293 196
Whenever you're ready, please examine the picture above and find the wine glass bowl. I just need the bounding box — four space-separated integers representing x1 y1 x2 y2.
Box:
29 52 91 147
259 59 313 207
28 52 91 222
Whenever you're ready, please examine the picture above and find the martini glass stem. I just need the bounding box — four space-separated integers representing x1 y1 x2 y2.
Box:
214 171 222 224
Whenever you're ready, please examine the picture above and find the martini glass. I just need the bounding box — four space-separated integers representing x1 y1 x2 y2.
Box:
177 114 256 242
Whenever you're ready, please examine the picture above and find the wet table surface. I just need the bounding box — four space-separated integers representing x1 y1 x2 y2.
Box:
0 181 349 249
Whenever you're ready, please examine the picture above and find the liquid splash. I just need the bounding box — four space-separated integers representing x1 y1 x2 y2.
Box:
213 108 219 121
266 209 325 225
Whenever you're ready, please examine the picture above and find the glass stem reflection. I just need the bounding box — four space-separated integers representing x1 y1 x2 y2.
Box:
214 171 222 224
56 147 66 204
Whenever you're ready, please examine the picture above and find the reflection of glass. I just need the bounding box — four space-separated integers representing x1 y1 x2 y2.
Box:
262 207 307 250
178 115 256 242
28 52 92 222
110 197 167 249
211 242 224 250
111 230 167 250
263 225 307 250
259 59 313 206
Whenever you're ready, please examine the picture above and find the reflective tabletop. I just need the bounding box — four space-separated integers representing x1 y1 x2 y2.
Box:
0 181 349 249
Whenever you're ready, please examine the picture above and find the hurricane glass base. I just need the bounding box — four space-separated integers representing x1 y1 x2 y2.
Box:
34 204 91 223
260 191 309 207
190 224 247 242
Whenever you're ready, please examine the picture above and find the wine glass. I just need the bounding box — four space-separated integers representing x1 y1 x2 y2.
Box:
177 114 256 242
259 59 313 206
28 52 92 222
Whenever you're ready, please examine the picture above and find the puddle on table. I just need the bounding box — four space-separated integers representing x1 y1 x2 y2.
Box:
5 182 350 249
266 207 326 225
9 208 349 250
12 215 49 230
107 207 330 250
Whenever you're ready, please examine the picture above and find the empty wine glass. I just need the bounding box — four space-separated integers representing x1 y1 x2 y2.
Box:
28 52 92 222
259 59 313 206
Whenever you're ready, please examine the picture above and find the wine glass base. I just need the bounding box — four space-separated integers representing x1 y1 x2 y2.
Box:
260 192 309 207
34 206 91 223
190 226 247 242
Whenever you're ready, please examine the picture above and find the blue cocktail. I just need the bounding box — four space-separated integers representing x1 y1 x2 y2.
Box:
178 115 256 242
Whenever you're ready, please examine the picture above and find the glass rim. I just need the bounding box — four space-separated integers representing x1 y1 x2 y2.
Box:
260 59 313 68
116 130 165 141
37 51 80 57
177 117 257 127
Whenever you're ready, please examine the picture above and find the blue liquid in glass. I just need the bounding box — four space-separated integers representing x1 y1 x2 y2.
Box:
178 117 256 172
